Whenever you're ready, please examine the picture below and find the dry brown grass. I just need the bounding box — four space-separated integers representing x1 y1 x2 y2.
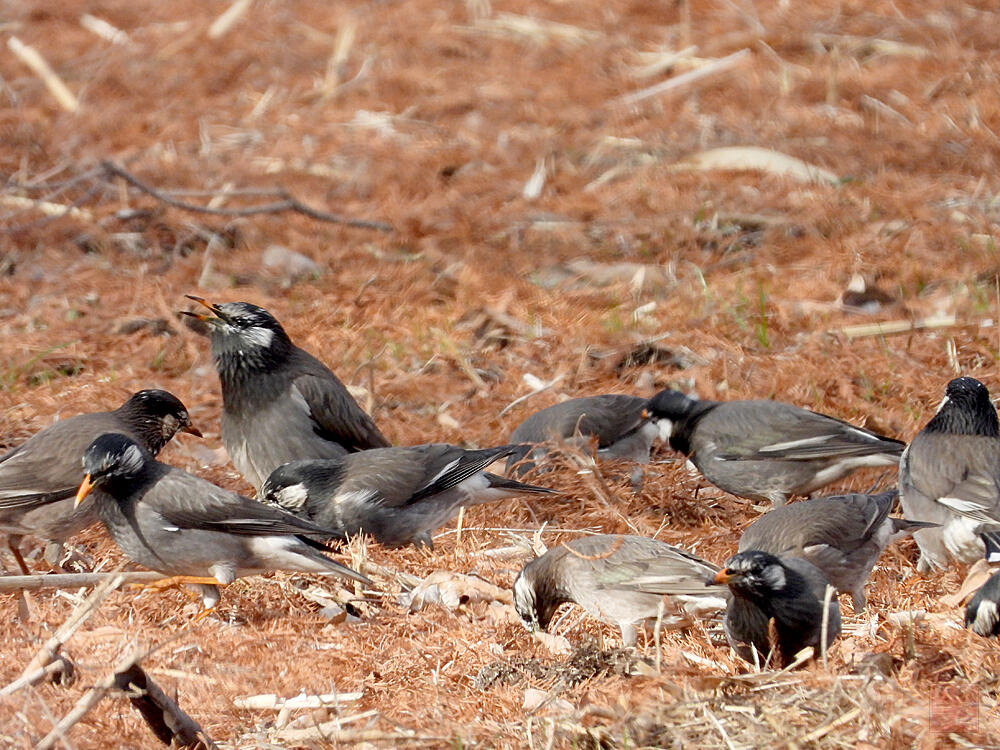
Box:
2 0 1000 746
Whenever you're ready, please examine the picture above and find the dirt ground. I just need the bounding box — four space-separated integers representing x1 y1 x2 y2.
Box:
2 0 1000 747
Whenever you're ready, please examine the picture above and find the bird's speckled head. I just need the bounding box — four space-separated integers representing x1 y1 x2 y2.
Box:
83 432 150 485
512 557 567 632
644 389 696 422
183 296 293 375
512 568 541 630
119 389 201 449
926 376 999 437
715 550 790 601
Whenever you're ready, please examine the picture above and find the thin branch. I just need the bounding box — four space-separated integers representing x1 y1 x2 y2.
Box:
0 571 164 592
100 160 392 232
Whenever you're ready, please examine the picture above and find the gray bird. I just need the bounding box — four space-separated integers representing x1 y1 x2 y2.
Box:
966 570 1000 637
645 389 905 505
738 489 935 610
899 376 1000 571
182 296 390 489
505 395 665 476
512 534 727 646
76 433 368 609
714 550 841 667
258 444 556 549
0 390 200 574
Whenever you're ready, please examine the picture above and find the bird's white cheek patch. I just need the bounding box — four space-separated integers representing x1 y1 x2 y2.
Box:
655 419 674 442
763 565 787 590
275 483 310 511
975 600 999 634
243 326 275 349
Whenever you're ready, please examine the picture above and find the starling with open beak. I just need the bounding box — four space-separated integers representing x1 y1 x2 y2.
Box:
0 390 200 573
645 389 904 505
76 433 368 610
182 297 389 489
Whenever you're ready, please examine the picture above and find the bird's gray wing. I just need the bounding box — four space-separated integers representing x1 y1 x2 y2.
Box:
740 492 892 557
906 436 1000 524
151 468 343 538
0 415 126 507
291 370 391 452
712 404 902 461
578 536 721 595
408 445 515 503
512 396 648 446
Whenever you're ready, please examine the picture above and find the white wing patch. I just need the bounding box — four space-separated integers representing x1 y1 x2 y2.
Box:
938 496 990 515
426 457 461 487
758 434 835 453
289 385 312 417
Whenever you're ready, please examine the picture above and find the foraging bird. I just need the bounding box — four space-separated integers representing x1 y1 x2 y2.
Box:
512 534 727 646
76 433 368 609
714 550 841 666
0 390 200 574
738 489 935 610
899 377 1000 571
258 444 556 549
182 297 390 489
965 570 1000 637
645 389 905 505
505 395 665 476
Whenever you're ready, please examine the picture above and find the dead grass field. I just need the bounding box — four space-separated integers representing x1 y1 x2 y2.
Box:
2 0 1000 747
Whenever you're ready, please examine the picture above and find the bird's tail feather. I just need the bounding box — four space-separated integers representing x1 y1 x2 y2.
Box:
484 472 556 496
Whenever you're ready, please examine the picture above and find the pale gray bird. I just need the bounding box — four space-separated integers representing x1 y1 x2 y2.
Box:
512 534 727 646
966 570 1000 638
258 444 556 549
76 433 368 609
738 489 935 610
714 550 841 667
899 377 1000 571
645 389 905 505
505 395 665 476
182 297 390 489
0 390 200 573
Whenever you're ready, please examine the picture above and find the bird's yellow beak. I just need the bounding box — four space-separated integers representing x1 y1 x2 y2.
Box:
75 474 96 508
180 295 225 324
712 569 733 585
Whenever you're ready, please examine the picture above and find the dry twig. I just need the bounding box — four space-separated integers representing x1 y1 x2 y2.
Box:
100 161 392 232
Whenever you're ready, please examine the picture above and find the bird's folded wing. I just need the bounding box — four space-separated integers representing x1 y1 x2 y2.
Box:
935 474 1000 524
0 488 76 510
715 410 902 460
408 445 514 503
292 374 390 451
153 473 343 537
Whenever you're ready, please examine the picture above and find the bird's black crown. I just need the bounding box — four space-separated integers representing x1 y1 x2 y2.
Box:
925 376 999 437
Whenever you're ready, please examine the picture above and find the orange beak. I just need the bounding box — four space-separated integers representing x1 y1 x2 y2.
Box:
75 474 96 508
180 295 225 324
641 409 651 420
712 569 733 585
